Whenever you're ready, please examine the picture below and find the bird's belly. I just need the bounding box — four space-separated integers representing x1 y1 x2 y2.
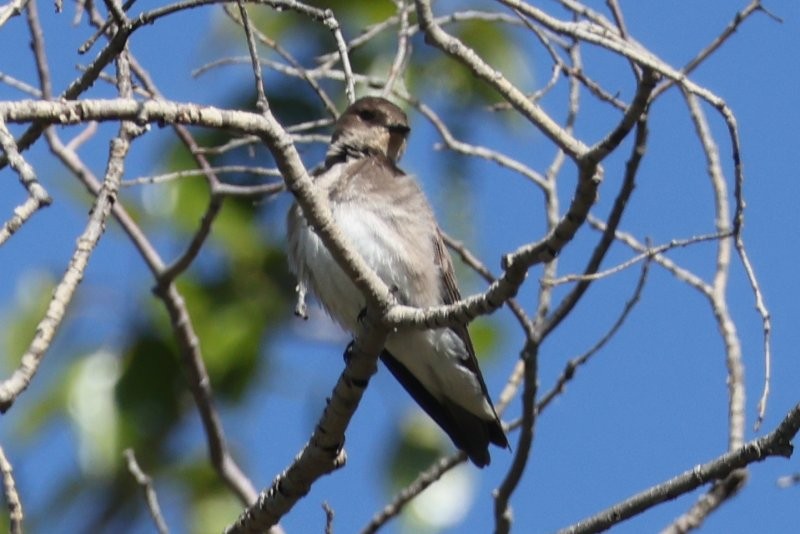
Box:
295 225 362 332
296 204 416 331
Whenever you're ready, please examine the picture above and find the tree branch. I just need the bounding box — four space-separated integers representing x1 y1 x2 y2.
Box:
124 449 170 534
224 321 389 533
0 445 23 534
558 402 800 534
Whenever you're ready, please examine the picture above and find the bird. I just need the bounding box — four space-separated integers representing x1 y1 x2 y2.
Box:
287 96 508 467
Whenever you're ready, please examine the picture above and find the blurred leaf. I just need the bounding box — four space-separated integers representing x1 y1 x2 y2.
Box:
13 380 67 439
67 350 123 477
386 412 448 491
190 490 242 534
410 17 532 107
115 327 184 454
1 271 54 371
469 316 502 363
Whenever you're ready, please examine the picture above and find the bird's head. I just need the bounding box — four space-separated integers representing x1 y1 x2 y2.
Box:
328 96 410 163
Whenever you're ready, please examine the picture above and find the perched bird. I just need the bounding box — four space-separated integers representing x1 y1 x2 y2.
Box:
287 96 508 467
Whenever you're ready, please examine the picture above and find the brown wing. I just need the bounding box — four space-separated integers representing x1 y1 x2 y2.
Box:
432 230 508 448
432 229 487 388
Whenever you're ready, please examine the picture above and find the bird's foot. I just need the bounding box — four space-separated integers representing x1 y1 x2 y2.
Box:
389 284 401 302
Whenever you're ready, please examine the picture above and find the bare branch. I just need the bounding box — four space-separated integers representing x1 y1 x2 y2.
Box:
123 449 170 534
661 470 747 534
0 0 29 27
0 12 133 169
122 165 282 186
0 116 125 410
543 232 727 287
411 99 549 190
414 0 587 158
37 29 260 504
683 90 744 451
652 1 774 99
0 445 23 534
0 117 51 245
0 3 783 533
322 502 334 534
44 127 260 506
537 259 651 413
589 218 712 294
0 195 43 244
541 112 648 337
158 283 262 504
605 0 630 40
222 6 337 116
0 71 42 97
361 453 465 534
559 402 800 534
17 80 397 517
381 0 410 97
385 68 655 332
441 233 533 335
743 239 772 431
224 321 389 533
494 342 538 533
233 0 269 112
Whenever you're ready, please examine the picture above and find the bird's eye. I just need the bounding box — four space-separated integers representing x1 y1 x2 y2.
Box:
358 109 376 121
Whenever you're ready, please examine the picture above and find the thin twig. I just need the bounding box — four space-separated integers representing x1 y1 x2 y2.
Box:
222 5 337 116
0 54 140 412
0 445 23 534
411 99 548 190
45 127 259 505
0 3 134 170
441 233 533 334
0 195 42 245
589 217 711 294
381 0 410 97
494 342 538 533
683 89 744 451
0 117 52 244
537 259 651 413
322 502 334 534
65 121 99 151
605 0 629 39
541 106 650 339
558 402 800 534
651 1 773 99
0 71 42 97
660 471 747 534
225 321 390 533
124 449 170 534
361 453 465 534
0 118 120 406
414 0 587 159
234 0 269 112
25 0 51 98
122 165 282 186
656 83 751 534
543 232 729 287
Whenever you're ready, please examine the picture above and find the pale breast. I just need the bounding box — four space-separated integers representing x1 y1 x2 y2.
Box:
288 158 441 329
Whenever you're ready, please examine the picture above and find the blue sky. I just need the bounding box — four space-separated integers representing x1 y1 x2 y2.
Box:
2 1 800 533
